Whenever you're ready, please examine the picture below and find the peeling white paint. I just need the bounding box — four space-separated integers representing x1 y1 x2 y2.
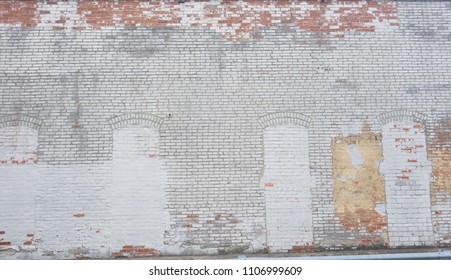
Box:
347 144 363 169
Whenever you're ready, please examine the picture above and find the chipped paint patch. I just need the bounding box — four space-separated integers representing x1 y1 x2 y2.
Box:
332 122 387 244
0 0 398 41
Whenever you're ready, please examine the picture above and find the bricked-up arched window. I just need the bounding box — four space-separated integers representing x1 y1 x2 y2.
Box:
109 114 167 256
378 111 434 247
258 113 313 253
0 115 42 247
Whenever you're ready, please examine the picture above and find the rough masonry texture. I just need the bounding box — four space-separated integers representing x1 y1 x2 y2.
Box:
0 0 450 259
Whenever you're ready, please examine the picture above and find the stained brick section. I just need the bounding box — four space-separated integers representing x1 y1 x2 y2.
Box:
332 122 388 247
430 118 451 202
430 118 451 245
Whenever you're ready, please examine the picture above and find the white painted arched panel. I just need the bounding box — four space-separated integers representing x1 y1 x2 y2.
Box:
261 124 313 252
111 125 167 253
0 126 38 247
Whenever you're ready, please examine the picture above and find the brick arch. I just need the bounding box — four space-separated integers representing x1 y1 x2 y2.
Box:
257 112 312 129
0 114 43 131
376 110 427 126
108 113 164 130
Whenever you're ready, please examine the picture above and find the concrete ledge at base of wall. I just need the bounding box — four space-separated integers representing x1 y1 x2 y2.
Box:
127 247 451 260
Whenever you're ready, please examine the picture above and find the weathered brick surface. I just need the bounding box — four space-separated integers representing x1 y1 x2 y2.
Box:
380 120 434 247
0 0 450 258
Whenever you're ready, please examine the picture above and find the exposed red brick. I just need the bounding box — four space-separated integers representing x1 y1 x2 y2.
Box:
73 213 85 218
0 0 37 27
23 241 32 245
264 183 274 187
1 1 398 41
77 0 181 29
114 245 159 258
339 208 387 234
0 241 12 246
290 245 313 253
0 231 5 235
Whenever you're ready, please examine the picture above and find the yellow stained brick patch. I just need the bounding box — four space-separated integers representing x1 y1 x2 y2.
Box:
429 118 451 205
332 122 387 242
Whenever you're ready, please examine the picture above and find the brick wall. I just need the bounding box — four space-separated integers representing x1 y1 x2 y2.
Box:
0 0 450 259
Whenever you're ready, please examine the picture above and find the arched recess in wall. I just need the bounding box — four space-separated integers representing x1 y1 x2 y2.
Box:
108 113 167 255
377 110 434 247
258 112 314 253
0 114 42 247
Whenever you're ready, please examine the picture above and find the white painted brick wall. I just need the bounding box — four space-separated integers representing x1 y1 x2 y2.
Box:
0 0 450 258
111 125 168 252
380 121 434 247
261 124 313 252
0 127 38 248
34 164 111 258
